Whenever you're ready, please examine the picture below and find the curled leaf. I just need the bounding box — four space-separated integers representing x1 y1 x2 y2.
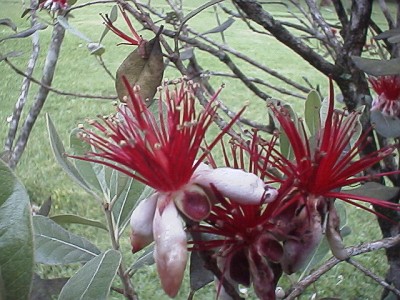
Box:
115 35 164 103
326 204 348 260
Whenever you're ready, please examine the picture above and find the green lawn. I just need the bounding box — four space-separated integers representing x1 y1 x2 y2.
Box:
0 0 394 299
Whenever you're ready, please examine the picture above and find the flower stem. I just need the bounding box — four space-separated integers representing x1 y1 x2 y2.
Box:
103 202 138 300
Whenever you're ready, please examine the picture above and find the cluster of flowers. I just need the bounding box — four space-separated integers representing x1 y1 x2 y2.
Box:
73 76 400 299
71 8 400 299
39 0 68 11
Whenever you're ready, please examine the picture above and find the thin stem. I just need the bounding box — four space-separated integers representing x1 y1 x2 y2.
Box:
346 258 400 297
104 202 138 300
4 59 117 100
285 234 400 299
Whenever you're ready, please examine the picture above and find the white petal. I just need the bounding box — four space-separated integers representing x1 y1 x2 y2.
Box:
193 161 212 173
129 193 158 253
153 196 188 297
192 167 277 204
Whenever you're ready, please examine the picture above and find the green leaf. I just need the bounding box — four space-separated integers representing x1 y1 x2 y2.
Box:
388 34 400 44
69 128 103 193
0 51 23 62
33 215 100 265
345 182 400 201
374 28 400 41
30 273 68 300
99 5 118 43
298 236 330 280
0 18 17 31
190 251 213 291
304 90 321 136
0 160 34 300
202 17 235 35
47 115 94 196
37 197 52 216
181 0 224 26
370 110 400 138
267 99 296 159
58 250 121 300
68 0 78 6
57 16 91 43
298 202 349 280
348 105 364 147
113 184 153 233
352 56 400 76
50 214 108 231
128 244 155 275
319 96 330 128
0 22 47 42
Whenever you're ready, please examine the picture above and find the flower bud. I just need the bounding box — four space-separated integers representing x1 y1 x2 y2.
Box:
153 197 187 297
193 167 277 205
130 193 157 253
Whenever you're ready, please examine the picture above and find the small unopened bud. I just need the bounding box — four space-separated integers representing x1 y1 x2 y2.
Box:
275 287 285 299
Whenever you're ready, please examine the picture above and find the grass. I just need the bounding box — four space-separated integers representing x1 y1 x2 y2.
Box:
0 0 395 299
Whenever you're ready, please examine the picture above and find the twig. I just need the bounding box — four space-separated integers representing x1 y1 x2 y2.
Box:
97 55 116 81
304 0 340 56
346 258 400 297
206 71 306 99
66 0 116 14
186 27 310 94
284 234 400 299
4 58 117 100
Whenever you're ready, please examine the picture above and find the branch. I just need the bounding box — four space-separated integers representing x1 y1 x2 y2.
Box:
304 0 341 56
66 0 116 14
206 71 306 99
346 258 400 297
232 0 340 78
4 3 40 154
8 20 66 168
284 234 400 299
4 58 117 100
186 27 310 94
138 2 310 96
377 0 395 29
332 0 349 33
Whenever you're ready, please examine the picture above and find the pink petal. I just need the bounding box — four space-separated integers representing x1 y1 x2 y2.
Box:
248 249 281 300
193 167 277 204
215 256 239 300
173 184 211 222
153 196 188 297
280 205 323 274
130 193 157 253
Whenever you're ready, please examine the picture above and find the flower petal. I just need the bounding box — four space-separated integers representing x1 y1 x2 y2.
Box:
248 248 282 300
153 196 188 297
193 167 277 204
174 184 211 222
130 193 158 253
280 200 324 274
